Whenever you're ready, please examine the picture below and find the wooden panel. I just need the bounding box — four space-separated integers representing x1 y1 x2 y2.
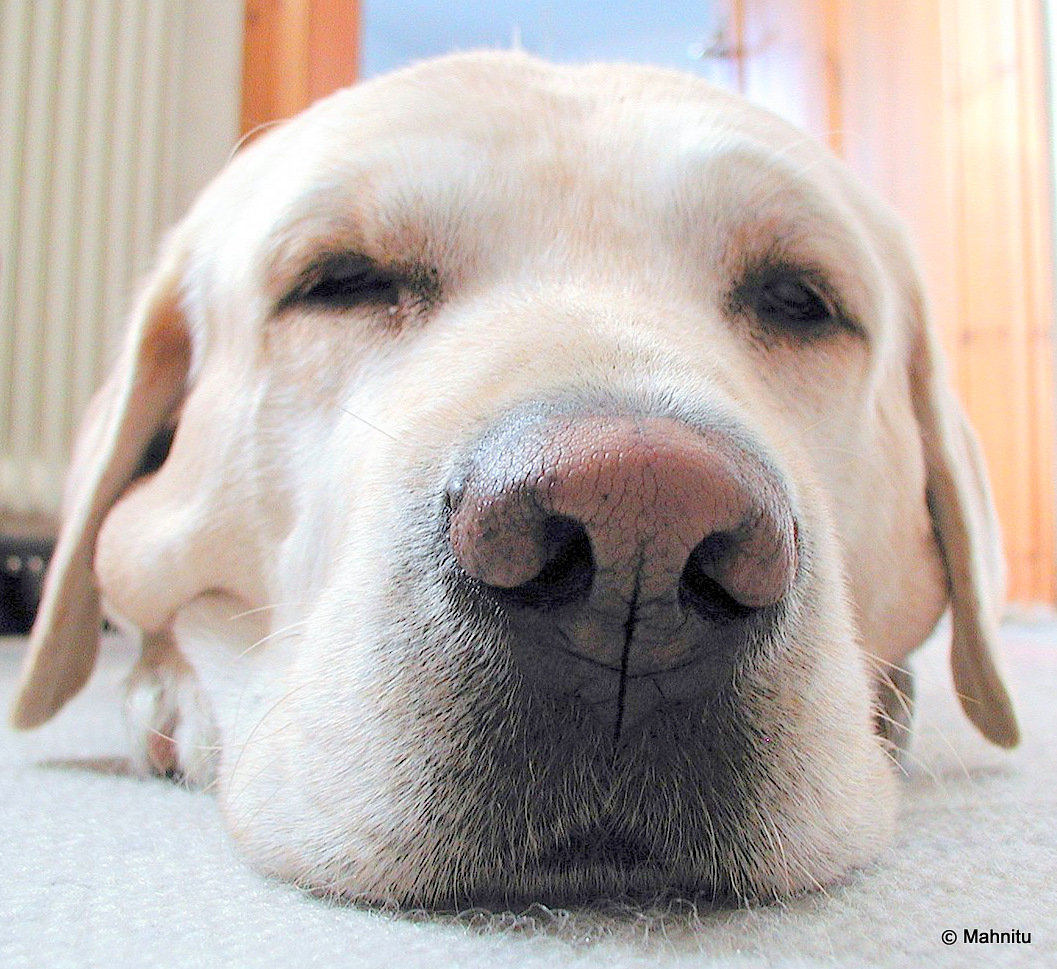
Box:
241 0 359 136
305 0 360 104
938 0 1055 603
732 0 1056 604
1014 0 1056 603
833 0 1054 603
828 1 961 348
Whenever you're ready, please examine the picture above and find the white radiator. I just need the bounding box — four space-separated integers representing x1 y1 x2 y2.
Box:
0 0 243 519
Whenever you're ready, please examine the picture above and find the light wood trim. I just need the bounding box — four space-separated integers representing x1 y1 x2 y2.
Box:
735 0 834 146
939 0 1056 603
241 0 360 136
305 0 361 104
1013 0 1056 602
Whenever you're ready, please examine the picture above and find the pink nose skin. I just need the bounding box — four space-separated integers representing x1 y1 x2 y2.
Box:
447 414 799 738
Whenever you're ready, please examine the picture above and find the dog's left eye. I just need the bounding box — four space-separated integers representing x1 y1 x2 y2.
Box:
282 254 404 313
742 269 838 333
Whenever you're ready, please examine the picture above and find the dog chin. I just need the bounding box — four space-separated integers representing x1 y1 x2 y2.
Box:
289 717 897 910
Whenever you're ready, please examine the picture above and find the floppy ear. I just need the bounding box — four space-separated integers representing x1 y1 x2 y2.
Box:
10 243 191 729
910 301 1019 749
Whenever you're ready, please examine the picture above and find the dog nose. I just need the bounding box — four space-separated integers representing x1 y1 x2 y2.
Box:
447 414 798 736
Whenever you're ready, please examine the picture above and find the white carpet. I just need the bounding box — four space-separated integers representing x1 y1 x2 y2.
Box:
1 622 1054 969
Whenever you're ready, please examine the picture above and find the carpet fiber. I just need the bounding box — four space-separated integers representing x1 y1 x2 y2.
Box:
1 622 1054 969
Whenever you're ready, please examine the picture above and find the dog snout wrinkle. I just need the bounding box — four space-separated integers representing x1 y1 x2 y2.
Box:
448 414 798 735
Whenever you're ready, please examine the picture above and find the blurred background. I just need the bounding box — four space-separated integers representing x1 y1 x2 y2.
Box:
1 0 1055 626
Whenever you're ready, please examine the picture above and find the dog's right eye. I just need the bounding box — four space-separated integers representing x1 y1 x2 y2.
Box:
280 254 403 313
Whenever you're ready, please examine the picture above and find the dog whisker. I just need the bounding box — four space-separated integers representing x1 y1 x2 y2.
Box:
877 742 912 779
872 716 933 780
234 619 308 661
922 721 974 783
229 118 286 159
227 751 299 834
872 665 914 723
862 652 913 676
863 651 964 702
333 403 406 445
228 681 315 799
227 600 309 622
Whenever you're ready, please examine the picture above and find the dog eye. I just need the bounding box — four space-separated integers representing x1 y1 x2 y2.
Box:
282 254 403 312
747 271 836 332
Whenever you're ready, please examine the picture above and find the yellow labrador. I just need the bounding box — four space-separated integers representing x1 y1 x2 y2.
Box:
12 52 1017 907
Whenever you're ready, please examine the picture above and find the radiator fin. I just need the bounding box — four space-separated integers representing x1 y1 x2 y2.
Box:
0 0 186 516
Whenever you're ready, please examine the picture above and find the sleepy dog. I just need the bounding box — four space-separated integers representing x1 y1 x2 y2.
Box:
11 52 1018 907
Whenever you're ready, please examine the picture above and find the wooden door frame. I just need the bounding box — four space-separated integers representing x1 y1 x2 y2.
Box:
241 0 360 135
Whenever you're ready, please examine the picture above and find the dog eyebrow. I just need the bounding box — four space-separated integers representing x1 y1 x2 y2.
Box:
665 139 882 335
263 222 372 308
673 139 863 245
260 184 443 314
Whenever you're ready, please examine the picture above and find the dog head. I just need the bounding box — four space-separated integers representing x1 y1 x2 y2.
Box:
13 53 1017 906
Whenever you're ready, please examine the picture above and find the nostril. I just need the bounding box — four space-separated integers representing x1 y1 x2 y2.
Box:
494 515 594 610
679 535 756 624
444 474 466 515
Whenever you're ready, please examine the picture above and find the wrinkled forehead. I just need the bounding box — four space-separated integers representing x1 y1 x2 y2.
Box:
188 57 880 304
